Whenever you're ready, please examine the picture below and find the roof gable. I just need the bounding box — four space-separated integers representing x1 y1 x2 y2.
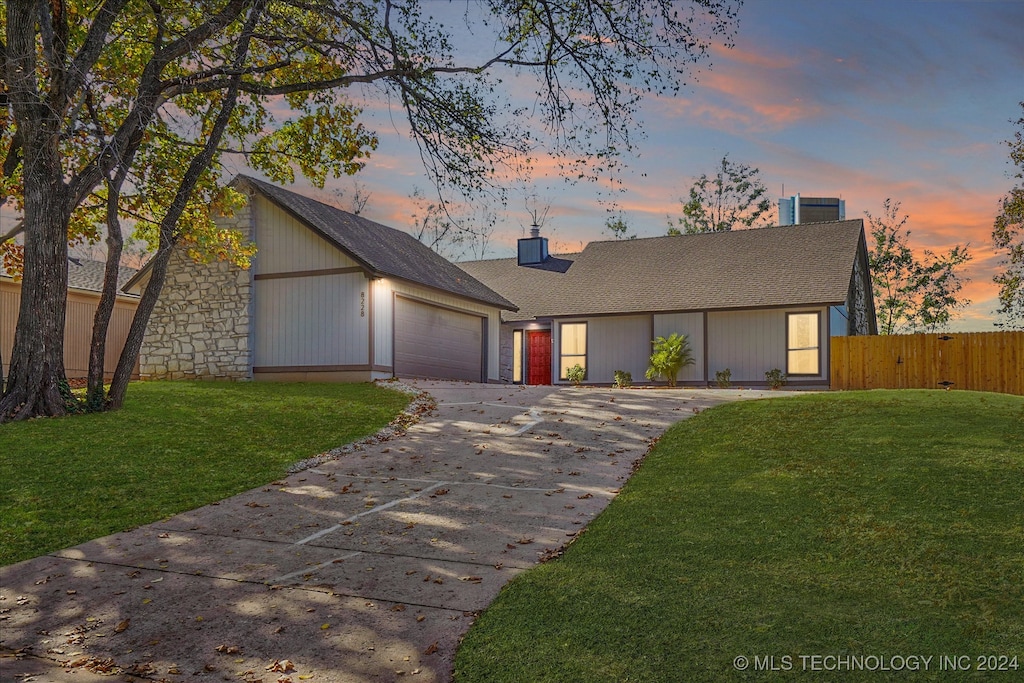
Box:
236 176 515 310
459 221 867 320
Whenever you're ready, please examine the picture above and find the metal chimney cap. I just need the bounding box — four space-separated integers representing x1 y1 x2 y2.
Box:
529 224 540 238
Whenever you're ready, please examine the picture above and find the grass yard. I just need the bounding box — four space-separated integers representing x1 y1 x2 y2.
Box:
455 390 1024 682
0 381 410 566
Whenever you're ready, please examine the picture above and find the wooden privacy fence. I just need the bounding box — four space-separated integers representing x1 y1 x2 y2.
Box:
831 331 1024 395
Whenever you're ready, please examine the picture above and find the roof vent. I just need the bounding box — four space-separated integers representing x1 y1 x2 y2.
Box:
518 226 549 266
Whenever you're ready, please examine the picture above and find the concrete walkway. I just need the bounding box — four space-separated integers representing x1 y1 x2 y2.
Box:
1 382 776 682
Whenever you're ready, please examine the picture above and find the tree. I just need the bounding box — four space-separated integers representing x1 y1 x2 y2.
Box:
645 333 695 387
604 212 636 240
867 199 973 335
668 154 771 235
992 103 1024 328
0 0 742 422
408 187 494 261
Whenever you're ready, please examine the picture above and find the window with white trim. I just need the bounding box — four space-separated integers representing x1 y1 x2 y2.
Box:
559 322 587 380
787 312 820 375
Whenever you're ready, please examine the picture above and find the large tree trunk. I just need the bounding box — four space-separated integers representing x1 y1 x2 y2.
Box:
0 187 73 422
86 180 127 410
108 243 174 409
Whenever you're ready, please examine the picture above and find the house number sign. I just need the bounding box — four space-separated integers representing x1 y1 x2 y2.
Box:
360 291 366 317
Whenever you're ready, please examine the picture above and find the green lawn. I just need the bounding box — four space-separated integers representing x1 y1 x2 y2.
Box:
0 381 410 566
455 390 1024 682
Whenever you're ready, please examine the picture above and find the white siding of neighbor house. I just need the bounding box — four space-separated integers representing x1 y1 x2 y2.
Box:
653 312 705 382
706 307 828 383
254 272 368 367
253 195 360 274
372 278 502 381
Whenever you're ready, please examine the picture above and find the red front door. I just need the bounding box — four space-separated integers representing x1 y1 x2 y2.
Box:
526 330 552 385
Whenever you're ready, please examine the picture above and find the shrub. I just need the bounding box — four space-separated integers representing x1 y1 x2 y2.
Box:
613 370 633 388
714 368 732 389
765 368 787 390
645 333 695 388
566 364 586 387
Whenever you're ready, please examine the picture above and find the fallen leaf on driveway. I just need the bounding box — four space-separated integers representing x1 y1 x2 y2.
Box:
423 642 439 656
267 659 295 673
113 619 130 633
459 576 483 583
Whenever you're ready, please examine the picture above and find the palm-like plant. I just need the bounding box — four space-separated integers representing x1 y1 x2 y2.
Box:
645 333 695 387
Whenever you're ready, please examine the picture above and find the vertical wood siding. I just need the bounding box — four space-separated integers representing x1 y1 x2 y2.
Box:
254 273 368 366
831 331 1023 395
585 315 652 384
653 312 705 381
253 196 359 274
2 280 139 379
707 308 828 383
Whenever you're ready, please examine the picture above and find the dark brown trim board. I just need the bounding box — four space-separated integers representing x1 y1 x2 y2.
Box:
254 266 365 281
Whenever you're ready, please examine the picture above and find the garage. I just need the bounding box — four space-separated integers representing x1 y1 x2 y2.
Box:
394 296 485 382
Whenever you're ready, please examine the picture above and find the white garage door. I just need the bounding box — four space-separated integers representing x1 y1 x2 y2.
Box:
394 297 484 382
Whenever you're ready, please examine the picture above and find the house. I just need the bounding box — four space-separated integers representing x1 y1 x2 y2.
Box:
458 221 876 388
125 176 517 383
1 258 140 379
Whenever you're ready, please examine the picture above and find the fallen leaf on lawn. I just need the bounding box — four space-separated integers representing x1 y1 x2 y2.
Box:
114 619 130 633
423 642 438 656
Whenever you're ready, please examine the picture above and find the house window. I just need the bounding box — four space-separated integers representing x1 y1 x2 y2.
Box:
512 329 523 383
787 312 820 375
559 322 587 380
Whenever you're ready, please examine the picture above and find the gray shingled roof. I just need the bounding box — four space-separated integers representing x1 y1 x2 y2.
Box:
237 176 516 311
459 221 866 321
1 258 139 294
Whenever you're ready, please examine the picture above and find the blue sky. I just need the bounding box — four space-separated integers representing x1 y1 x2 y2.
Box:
236 1 1024 330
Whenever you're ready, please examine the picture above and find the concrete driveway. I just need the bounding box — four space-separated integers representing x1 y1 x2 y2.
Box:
1 382 775 682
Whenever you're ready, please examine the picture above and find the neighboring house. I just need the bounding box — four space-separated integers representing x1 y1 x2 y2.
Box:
125 175 517 383
1 258 140 379
459 221 876 388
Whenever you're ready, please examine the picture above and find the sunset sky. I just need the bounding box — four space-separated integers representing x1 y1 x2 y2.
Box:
250 2 1022 330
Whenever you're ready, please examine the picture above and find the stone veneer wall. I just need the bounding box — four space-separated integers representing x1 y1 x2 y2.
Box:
139 200 253 380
